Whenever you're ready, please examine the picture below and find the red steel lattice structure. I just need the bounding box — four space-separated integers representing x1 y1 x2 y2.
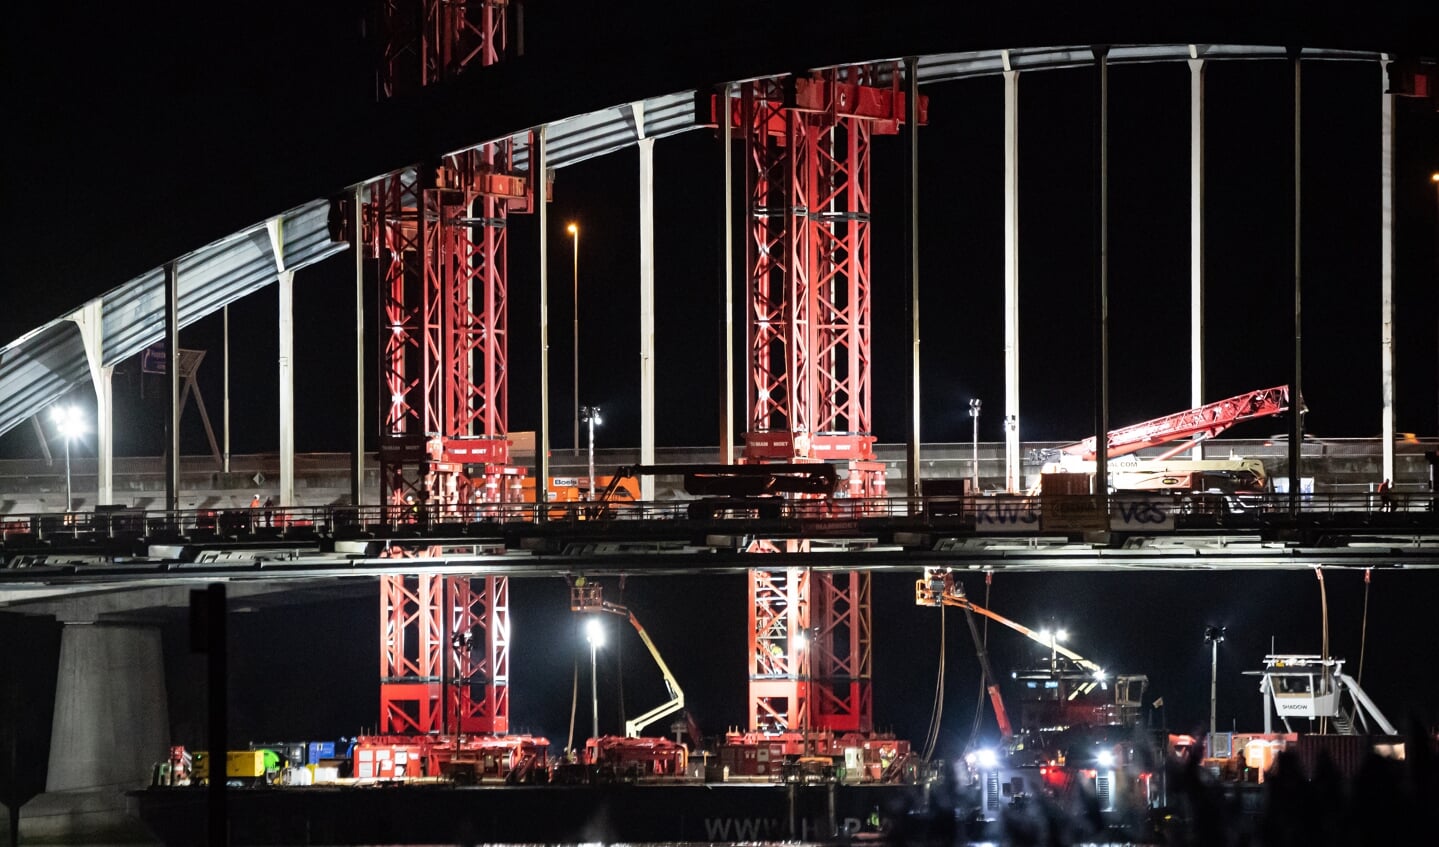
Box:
1059 385 1293 462
731 68 923 735
369 0 521 736
376 0 507 97
747 562 811 732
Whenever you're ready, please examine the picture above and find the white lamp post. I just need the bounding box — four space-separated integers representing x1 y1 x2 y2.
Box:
581 406 602 500
568 222 580 456
1039 627 1067 674
969 398 982 491
1205 625 1226 739
50 405 87 512
585 616 605 739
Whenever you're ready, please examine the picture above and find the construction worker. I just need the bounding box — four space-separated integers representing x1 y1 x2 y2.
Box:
249 493 261 510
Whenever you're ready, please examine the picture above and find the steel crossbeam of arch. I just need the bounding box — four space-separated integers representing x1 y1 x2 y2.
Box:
371 1 517 737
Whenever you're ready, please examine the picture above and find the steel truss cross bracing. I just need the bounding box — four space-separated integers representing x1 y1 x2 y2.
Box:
368 0 522 736
729 68 923 735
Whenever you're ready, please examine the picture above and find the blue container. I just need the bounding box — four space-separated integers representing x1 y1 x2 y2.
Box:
307 741 337 764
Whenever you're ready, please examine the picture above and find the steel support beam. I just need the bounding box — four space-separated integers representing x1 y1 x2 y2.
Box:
537 125 550 518
71 302 113 505
637 103 657 500
354 183 366 505
1189 52 1206 461
1003 61 1021 494
270 218 295 508
906 57 923 498
719 83 736 465
1379 59 1395 484
164 260 180 512
222 306 231 474
1289 49 1304 513
1094 47 1110 519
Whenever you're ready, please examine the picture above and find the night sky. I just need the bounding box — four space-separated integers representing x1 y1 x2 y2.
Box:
3 0 1438 774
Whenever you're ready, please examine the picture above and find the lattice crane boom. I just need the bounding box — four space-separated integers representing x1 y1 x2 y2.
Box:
1053 385 1294 463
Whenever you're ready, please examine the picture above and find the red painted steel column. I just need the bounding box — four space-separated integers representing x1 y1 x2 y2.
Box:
739 68 919 737
372 0 516 736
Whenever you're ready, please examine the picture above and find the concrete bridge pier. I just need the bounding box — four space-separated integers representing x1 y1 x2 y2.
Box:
22 620 168 843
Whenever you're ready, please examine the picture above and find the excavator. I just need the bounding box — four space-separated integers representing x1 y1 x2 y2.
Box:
565 578 691 781
1031 385 1296 496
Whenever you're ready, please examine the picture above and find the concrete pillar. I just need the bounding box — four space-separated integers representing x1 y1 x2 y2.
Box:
1003 59 1021 493
27 622 169 842
46 623 169 792
1189 52 1207 460
636 103 657 500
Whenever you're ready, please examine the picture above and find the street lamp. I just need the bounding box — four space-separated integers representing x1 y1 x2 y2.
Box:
969 398 982 492
568 222 580 456
585 615 605 739
581 406 602 501
49 404 86 512
1039 627 1067 674
1204 625 1226 739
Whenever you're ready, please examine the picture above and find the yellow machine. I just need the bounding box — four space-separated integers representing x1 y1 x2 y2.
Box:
191 750 267 782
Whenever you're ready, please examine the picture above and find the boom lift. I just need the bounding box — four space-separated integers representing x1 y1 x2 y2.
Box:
916 569 1148 732
918 569 1157 825
569 580 685 738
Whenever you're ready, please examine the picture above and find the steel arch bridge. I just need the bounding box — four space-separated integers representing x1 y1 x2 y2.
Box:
5 0 1435 744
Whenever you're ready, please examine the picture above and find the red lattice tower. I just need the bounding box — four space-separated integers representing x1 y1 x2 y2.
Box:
377 0 506 97
726 68 923 734
746 559 811 732
368 0 521 736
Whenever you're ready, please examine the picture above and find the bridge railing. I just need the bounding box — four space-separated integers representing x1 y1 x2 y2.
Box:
2 491 1433 553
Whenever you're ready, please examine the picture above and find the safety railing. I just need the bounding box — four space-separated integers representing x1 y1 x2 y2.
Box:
2 490 1433 551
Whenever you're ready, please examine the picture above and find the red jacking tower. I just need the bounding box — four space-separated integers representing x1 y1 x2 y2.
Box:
722 67 926 737
363 0 528 737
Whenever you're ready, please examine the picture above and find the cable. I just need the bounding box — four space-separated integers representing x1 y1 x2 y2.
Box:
617 575 626 730
1318 567 1327 738
566 635 579 759
1357 568 1371 684
921 605 946 761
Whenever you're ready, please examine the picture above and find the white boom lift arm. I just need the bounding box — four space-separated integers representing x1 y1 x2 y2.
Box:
570 579 685 738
